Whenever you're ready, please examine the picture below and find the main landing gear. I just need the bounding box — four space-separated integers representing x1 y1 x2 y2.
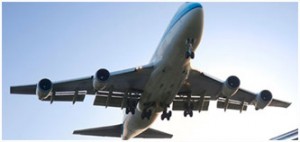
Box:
185 38 195 59
161 109 172 121
184 102 194 117
125 99 136 115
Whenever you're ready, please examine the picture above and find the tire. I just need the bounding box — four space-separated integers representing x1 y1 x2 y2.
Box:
168 111 172 117
185 51 190 59
190 52 195 59
189 111 193 117
161 114 165 120
147 110 152 120
125 108 130 114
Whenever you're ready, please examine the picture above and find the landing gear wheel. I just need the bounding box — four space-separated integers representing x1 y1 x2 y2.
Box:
161 113 165 120
189 111 193 117
125 100 136 115
184 110 193 117
167 111 172 120
126 107 130 114
125 107 135 115
161 110 172 121
190 52 195 59
184 102 194 117
185 51 195 59
142 109 152 120
184 110 188 117
131 108 135 115
185 51 191 59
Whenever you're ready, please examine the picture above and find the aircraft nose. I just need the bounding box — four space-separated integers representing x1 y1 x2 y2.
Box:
185 2 202 9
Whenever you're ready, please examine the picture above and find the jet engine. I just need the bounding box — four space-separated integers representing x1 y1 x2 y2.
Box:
93 68 110 91
221 75 240 97
255 90 273 110
36 78 53 100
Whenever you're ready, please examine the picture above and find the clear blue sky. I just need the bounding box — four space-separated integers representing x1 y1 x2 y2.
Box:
2 2 298 141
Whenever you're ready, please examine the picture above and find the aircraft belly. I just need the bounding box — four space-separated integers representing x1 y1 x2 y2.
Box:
138 10 201 112
122 5 204 140
139 62 189 111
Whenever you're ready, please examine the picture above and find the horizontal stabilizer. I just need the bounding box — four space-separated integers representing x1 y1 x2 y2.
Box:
137 128 173 138
73 124 122 137
73 124 173 139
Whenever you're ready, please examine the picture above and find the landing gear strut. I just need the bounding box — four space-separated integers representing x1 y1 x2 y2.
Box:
141 102 156 120
141 109 152 120
185 38 195 59
184 102 194 117
161 109 172 121
125 99 136 115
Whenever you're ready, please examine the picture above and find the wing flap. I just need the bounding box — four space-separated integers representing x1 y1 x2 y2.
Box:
93 92 140 108
43 94 85 102
172 99 210 111
94 95 123 107
217 100 247 111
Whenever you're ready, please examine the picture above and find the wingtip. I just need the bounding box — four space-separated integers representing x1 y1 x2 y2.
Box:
10 86 16 94
287 102 292 108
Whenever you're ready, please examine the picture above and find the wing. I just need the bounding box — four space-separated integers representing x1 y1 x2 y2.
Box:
174 69 291 112
11 77 94 94
10 64 154 105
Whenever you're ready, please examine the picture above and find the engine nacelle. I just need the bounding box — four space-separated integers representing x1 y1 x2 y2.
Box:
221 75 240 97
36 78 53 100
93 68 110 91
255 90 273 110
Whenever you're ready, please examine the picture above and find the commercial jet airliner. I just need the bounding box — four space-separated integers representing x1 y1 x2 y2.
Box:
11 2 291 140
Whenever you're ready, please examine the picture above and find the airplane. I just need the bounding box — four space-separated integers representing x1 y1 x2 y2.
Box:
10 2 291 140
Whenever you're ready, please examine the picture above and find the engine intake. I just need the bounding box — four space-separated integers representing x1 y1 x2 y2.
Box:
93 68 110 91
255 90 273 110
36 78 53 100
96 68 110 81
221 75 240 97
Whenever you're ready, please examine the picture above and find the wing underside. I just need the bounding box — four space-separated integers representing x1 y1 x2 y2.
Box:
10 66 291 111
175 69 291 112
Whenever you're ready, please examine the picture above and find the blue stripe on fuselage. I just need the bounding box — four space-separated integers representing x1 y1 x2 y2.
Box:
162 2 202 40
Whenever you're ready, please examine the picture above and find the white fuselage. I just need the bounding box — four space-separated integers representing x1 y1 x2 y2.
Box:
122 3 204 140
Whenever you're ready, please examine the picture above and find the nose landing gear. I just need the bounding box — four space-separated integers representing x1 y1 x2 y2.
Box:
141 109 152 120
185 38 195 59
141 102 155 120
